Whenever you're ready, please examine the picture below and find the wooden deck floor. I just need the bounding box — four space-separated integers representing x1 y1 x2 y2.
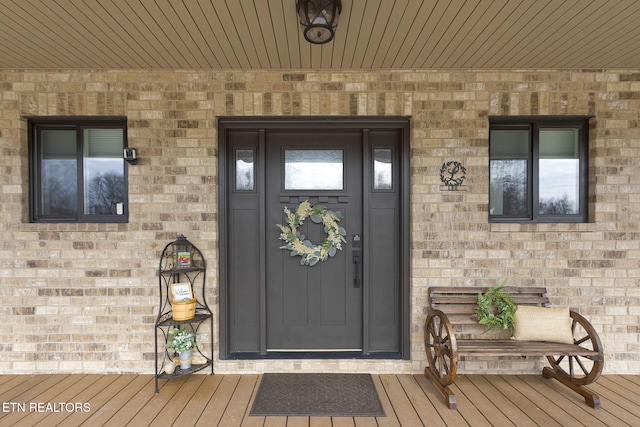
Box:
1 373 639 426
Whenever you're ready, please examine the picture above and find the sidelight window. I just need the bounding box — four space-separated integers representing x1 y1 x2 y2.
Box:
235 149 255 191
373 148 393 190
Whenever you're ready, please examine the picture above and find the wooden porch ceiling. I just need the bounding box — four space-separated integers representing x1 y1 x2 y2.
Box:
1 0 640 70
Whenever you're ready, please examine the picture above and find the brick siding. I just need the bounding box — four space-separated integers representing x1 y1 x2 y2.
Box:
0 69 638 375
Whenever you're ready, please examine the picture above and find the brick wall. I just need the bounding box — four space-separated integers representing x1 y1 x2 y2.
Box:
0 69 638 375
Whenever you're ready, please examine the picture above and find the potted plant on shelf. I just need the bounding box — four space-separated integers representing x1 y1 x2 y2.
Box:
166 327 197 369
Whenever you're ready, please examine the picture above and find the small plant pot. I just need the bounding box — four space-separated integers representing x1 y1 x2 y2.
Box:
179 349 193 369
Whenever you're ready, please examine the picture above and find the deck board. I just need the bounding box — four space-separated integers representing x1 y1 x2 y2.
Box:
220 374 259 426
128 375 190 425
503 375 579 427
589 377 640 426
98 375 156 427
379 374 423 426
0 374 638 426
396 374 447 427
149 375 207 426
194 374 241 426
370 374 401 426
468 375 539 427
453 375 503 426
86 374 153 426
32 375 121 427
176 375 223 426
1 375 77 426
525 375 611 426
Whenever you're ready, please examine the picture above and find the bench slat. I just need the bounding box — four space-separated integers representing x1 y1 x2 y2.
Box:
430 295 549 305
457 339 601 358
428 286 551 314
429 286 548 293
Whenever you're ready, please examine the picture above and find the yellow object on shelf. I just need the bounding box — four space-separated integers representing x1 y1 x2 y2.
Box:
172 298 196 321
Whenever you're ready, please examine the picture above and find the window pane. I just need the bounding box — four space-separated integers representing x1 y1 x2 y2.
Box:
284 150 343 190
490 160 528 216
40 130 78 216
235 149 254 191
538 129 579 214
373 149 392 190
490 129 529 159
83 129 124 215
489 129 530 217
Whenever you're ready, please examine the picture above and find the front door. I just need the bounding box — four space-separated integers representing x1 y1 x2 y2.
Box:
219 117 410 359
265 130 362 351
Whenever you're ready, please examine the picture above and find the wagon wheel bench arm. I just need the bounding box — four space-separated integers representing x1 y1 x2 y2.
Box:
542 310 604 409
423 309 459 409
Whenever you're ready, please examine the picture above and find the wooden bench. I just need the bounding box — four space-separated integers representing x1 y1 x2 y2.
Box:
424 286 604 410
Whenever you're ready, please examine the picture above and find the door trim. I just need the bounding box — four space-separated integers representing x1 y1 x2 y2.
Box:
218 116 411 360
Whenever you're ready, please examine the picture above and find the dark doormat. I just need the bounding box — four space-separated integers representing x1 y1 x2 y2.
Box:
250 373 385 417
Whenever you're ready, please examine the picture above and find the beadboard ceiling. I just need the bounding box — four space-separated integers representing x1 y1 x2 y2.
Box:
1 0 639 70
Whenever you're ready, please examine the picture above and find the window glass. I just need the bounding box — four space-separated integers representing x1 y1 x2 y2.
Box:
489 129 529 216
373 149 392 190
40 129 78 216
538 129 579 215
284 149 343 190
490 159 528 216
489 129 529 159
83 129 125 215
235 149 255 191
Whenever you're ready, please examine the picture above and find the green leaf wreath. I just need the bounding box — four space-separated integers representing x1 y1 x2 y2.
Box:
277 200 347 266
475 280 518 333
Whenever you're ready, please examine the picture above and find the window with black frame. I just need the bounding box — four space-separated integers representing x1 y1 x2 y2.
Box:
489 116 589 223
29 117 128 223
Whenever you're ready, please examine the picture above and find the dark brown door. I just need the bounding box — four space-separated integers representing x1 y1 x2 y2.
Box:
219 117 410 359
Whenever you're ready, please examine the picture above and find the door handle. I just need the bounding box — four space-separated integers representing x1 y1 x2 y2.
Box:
352 234 361 288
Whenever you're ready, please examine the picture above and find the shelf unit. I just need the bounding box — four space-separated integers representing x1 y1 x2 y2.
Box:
154 235 213 393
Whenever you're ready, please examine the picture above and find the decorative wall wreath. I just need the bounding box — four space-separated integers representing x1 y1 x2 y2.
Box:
440 161 467 188
277 200 347 266
475 281 518 332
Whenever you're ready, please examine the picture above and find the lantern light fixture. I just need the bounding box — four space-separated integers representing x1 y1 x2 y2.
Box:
296 0 342 44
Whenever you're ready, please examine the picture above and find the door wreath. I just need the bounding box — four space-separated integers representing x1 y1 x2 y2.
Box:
277 200 347 266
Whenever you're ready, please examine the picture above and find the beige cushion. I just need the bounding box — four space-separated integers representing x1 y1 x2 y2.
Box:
512 306 574 344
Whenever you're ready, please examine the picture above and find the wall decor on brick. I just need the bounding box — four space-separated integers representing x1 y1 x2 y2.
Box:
440 161 467 191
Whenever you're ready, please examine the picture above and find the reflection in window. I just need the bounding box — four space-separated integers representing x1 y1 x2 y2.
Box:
284 150 343 190
374 149 392 190
41 130 78 216
235 149 254 191
83 129 125 215
490 159 527 216
489 129 529 216
538 129 579 214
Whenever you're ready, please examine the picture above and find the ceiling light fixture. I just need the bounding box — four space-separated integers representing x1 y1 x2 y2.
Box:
296 0 342 44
